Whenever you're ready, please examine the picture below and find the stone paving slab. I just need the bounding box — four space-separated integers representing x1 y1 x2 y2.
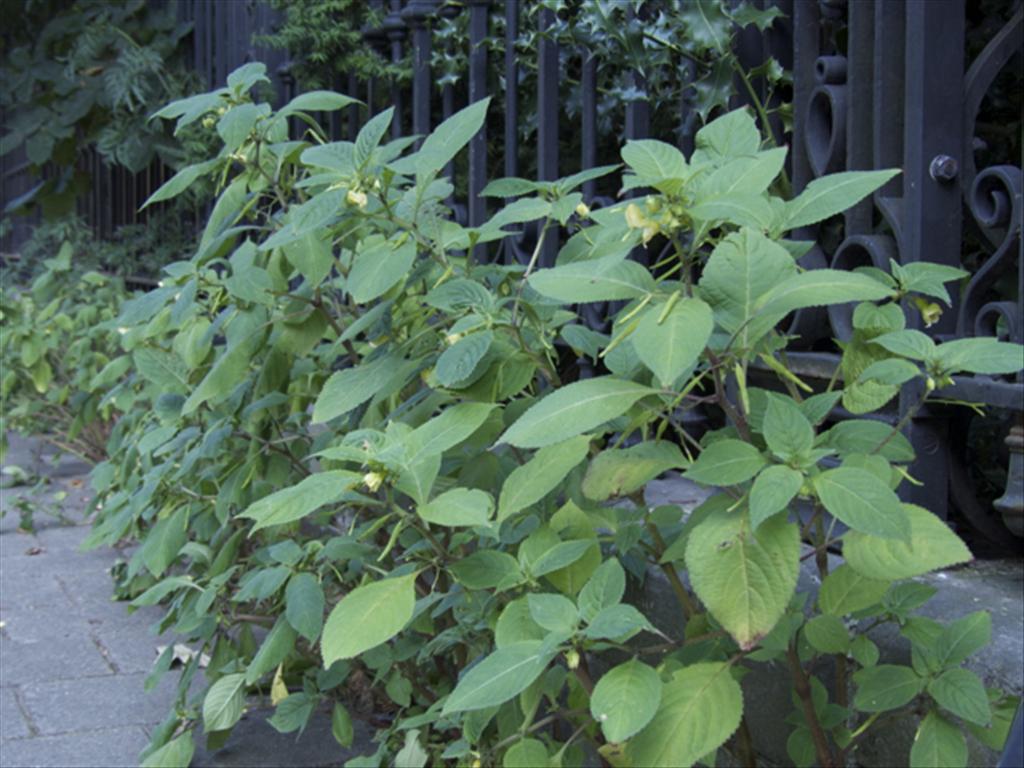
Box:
0 725 151 768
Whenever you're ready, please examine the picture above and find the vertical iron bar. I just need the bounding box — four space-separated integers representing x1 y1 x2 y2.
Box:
899 0 966 520
536 6 558 267
845 0 874 234
504 0 519 181
874 0 905 198
385 0 407 139
790 0 820 195
403 1 436 149
468 0 490 254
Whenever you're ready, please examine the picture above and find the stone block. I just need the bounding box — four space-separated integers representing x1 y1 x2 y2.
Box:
0 725 150 767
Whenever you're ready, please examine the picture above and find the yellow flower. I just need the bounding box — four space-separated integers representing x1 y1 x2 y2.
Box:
346 189 368 209
575 201 591 218
913 297 942 328
363 471 384 492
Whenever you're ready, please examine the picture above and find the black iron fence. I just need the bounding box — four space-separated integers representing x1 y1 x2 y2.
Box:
2 0 1021 545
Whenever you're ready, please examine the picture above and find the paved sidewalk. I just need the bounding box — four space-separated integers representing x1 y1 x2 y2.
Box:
0 436 358 768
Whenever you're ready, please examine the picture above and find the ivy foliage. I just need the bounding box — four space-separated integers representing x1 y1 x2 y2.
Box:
84 64 1022 768
0 0 199 219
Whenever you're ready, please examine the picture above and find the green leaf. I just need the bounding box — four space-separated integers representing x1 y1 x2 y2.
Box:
804 614 849 654
844 504 972 580
527 254 656 303
818 564 889 616
910 712 967 768
583 604 654 640
499 377 654 449
690 194 775 230
853 665 923 712
495 598 546 647
820 420 915 463
813 468 910 541
934 338 1024 375
416 97 490 179
354 107 394 167
698 228 796 347
851 635 880 668
633 298 713 387
435 331 493 388
498 435 591 520
685 439 766 486
332 703 354 748
577 558 626 623
141 160 218 209
625 662 743 768
621 139 688 192
480 177 543 197
749 465 802 530
686 512 799 649
762 395 814 459
141 732 195 768
694 107 761 157
321 574 417 665
246 617 297 684
591 660 663 743
531 540 595 578
442 641 556 714
280 91 360 117
418 488 494 527
203 673 247 731
870 329 937 361
133 348 190 394
313 355 406 423
698 148 788 199
286 573 325 643
928 669 991 726
503 739 549 768
783 170 900 230
527 593 578 634
408 402 496 456
239 471 361 534
182 328 265 415
348 237 417 304
857 358 921 386
582 441 686 501
450 551 523 591
217 103 266 152
268 693 316 734
756 270 894 318
936 611 991 668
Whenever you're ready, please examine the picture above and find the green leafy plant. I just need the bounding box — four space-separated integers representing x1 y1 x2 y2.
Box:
0 242 133 464
88 64 1021 768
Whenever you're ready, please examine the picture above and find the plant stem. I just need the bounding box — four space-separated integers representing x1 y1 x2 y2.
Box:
511 218 553 324
646 523 698 619
786 645 835 768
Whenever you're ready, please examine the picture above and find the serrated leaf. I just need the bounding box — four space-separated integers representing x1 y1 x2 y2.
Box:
279 90 359 117
528 254 656 303
936 611 991 669
141 732 195 768
814 468 910 541
286 573 325 643
633 298 713 387
416 97 490 179
499 377 654 449
934 337 1024 375
591 660 663 743
418 488 494 527
910 711 967 768
685 439 766 486
577 559 626 623
531 540 594 578
246 617 297 685
450 551 523 591
313 355 407 423
625 662 743 768
498 435 591 520
321 574 417 665
844 504 972 580
503 738 547 768
442 641 555 714
853 665 923 712
756 270 894 318
804 614 849 653
749 465 802 530
332 703 354 748
928 669 991 726
348 237 416 304
435 331 493 388
784 170 900 230
820 420 915 463
239 471 361 534
527 593 578 634
687 512 799 649
203 673 246 731
583 604 654 640
763 395 814 459
582 441 686 501
818 564 889 616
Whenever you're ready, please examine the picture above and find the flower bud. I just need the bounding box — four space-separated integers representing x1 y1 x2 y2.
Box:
346 189 368 209
575 201 591 218
362 471 384 492
566 649 580 670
